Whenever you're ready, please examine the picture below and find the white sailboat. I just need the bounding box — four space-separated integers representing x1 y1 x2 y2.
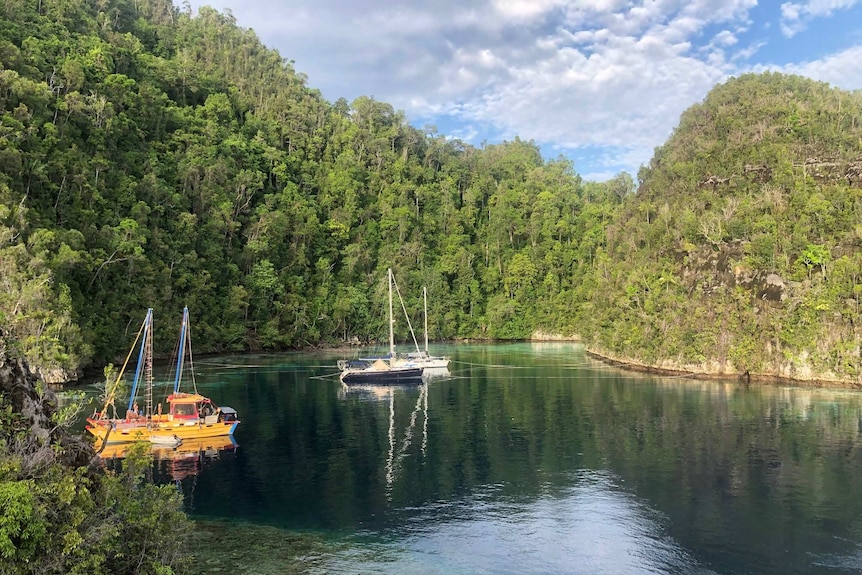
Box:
397 286 450 370
338 269 425 385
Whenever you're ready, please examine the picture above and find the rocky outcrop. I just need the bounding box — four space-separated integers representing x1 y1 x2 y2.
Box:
32 365 80 385
530 331 581 341
744 164 772 183
586 346 856 388
788 156 862 188
847 156 862 187
0 333 96 470
682 240 794 304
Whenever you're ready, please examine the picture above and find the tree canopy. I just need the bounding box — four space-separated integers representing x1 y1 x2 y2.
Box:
0 0 621 378
1 2 861 383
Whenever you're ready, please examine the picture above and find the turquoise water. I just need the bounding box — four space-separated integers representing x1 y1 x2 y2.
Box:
96 343 862 573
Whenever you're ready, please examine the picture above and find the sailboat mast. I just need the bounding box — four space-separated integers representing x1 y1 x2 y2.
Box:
389 268 395 356
144 312 153 424
127 308 153 413
173 307 189 393
424 286 429 353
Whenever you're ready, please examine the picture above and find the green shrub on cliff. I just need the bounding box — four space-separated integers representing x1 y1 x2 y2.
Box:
0 353 191 574
581 73 862 381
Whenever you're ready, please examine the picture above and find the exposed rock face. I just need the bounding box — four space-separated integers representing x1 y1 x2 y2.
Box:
0 334 96 470
0 358 53 441
795 156 862 188
744 164 772 183
763 274 787 302
682 241 790 304
530 331 581 341
33 365 79 385
847 157 862 187
642 243 860 385
587 346 853 387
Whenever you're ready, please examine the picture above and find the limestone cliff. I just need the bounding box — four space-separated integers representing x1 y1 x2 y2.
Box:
582 73 862 385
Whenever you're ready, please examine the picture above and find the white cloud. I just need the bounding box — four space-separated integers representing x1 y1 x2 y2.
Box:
580 169 621 182
713 30 738 47
681 0 757 22
184 0 862 179
732 41 766 61
417 2 738 174
454 36 725 151
491 0 567 19
778 45 862 89
780 0 860 37
574 146 656 182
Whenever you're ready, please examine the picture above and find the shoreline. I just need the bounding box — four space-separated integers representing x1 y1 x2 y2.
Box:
582 347 862 390
62 335 862 391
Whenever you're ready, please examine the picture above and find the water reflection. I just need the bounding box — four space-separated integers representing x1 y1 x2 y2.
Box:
422 366 453 381
96 435 240 481
339 384 431 499
98 344 862 574
322 470 715 575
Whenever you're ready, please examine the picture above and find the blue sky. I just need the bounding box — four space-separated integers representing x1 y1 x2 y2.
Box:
184 0 862 181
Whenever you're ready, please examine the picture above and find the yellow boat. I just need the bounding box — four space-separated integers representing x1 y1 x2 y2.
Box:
86 308 240 444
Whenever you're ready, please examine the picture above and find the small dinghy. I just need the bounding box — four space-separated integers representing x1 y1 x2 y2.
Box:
150 434 182 448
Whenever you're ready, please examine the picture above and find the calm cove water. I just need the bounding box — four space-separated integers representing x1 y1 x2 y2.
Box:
88 343 862 574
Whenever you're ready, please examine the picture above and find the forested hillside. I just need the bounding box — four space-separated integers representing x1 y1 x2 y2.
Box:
0 0 621 380
2 1 861 384
582 73 862 383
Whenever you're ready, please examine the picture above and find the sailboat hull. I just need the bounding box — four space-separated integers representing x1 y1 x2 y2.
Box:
393 355 450 369
86 418 239 444
340 366 424 385
96 434 239 459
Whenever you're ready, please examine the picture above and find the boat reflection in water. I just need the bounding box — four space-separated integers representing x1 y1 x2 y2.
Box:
421 366 451 381
340 382 431 499
95 435 239 481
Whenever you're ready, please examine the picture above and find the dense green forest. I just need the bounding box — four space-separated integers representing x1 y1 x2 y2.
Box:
1 0 861 385
3 0 862 571
0 0 623 382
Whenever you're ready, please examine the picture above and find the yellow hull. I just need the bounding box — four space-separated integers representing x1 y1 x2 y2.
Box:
96 434 239 459
86 418 239 444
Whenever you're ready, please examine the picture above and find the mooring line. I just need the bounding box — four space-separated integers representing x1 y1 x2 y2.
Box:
197 361 328 370
310 371 343 380
450 360 529 369
450 359 599 369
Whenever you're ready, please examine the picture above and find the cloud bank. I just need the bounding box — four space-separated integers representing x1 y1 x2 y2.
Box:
187 0 862 180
